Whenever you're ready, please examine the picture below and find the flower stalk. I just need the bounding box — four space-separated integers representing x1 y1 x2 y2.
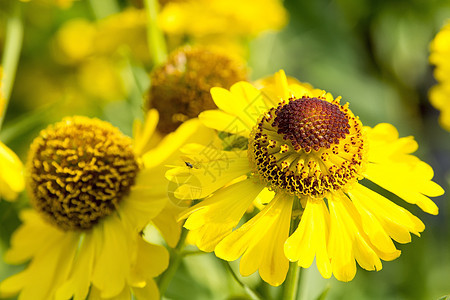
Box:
143 0 167 67
157 226 188 296
0 1 24 131
281 262 301 300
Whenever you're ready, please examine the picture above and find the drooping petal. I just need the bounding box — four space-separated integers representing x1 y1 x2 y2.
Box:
91 215 130 298
348 183 425 244
215 193 293 286
181 179 264 252
151 201 184 248
4 210 64 264
120 184 167 231
284 199 331 279
55 233 96 300
130 237 169 283
1 229 79 300
364 162 441 215
328 192 392 282
133 109 159 156
132 280 159 300
364 123 443 215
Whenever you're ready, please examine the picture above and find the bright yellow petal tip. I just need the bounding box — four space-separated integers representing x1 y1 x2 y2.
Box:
0 141 24 201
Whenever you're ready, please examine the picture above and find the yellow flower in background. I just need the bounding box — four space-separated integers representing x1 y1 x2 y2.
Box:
54 9 149 65
50 10 148 104
167 70 444 285
147 46 248 134
54 19 97 64
159 0 287 56
0 113 214 299
0 142 25 201
77 57 126 102
430 21 450 131
0 68 25 201
159 0 287 38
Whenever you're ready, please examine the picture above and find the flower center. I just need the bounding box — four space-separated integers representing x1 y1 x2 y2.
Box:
148 46 247 134
249 97 367 197
27 117 139 231
273 97 350 152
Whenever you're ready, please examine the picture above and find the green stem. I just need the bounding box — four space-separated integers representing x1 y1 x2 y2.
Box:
143 0 167 66
0 1 24 131
281 263 301 300
157 227 188 296
223 261 263 300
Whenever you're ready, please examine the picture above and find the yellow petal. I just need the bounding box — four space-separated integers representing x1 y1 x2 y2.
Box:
0 141 24 201
132 280 159 300
274 70 290 101
91 216 130 298
210 84 260 128
229 81 271 124
88 285 131 300
0 271 27 298
364 162 440 215
328 192 388 282
142 118 215 168
133 109 159 156
56 233 96 300
348 183 424 244
199 109 251 137
181 180 264 252
182 179 263 228
3 231 78 300
188 223 234 252
284 199 331 279
131 238 169 281
151 201 184 248
120 185 167 230
170 152 251 200
5 211 64 264
215 193 293 286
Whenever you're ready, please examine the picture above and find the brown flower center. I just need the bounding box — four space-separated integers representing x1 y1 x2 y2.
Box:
27 116 139 231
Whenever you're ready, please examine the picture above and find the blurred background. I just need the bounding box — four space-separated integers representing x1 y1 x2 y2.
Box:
1 0 450 299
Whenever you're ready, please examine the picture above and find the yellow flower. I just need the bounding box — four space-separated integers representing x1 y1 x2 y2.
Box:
77 57 126 102
430 21 450 131
54 10 149 65
0 112 213 299
159 0 287 38
167 70 444 285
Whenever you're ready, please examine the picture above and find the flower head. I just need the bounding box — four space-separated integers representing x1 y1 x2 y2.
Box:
159 0 287 38
167 70 444 285
147 46 247 133
0 112 212 299
430 21 450 131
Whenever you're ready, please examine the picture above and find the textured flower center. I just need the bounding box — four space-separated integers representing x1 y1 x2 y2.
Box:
273 98 350 152
27 117 139 231
148 46 247 133
249 97 367 197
